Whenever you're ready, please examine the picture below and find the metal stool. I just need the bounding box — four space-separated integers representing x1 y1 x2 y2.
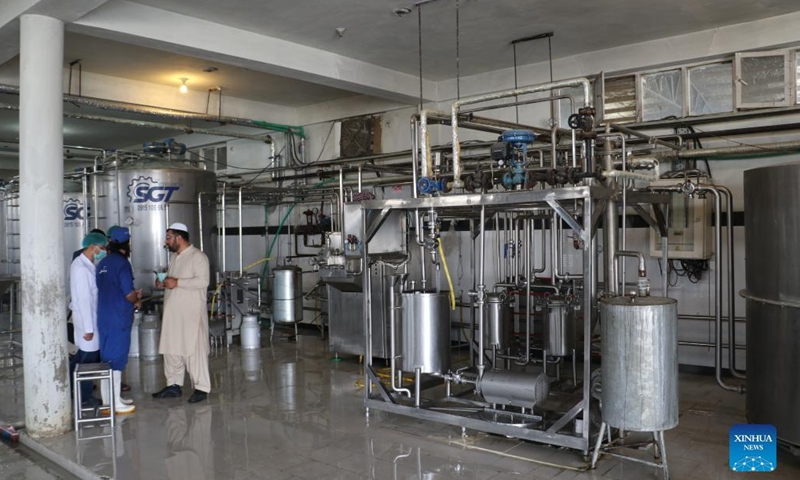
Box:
74 362 114 431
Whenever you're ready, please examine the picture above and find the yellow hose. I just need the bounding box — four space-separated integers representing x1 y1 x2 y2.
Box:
209 257 274 320
438 240 456 311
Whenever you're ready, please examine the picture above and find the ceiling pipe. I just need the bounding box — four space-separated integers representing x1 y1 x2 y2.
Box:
0 83 300 133
0 103 274 144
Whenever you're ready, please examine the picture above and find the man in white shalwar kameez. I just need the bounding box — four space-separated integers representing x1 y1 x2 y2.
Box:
152 222 211 403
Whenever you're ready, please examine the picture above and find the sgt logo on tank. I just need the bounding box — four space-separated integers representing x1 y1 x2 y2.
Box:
127 176 181 211
63 198 86 227
729 424 777 472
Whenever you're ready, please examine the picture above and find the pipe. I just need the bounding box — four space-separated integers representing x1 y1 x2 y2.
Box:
718 186 744 379
238 187 243 276
602 130 618 296
410 116 420 198
0 103 277 143
610 123 682 151
697 185 743 393
221 184 227 273
0 83 301 133
676 139 800 158
477 205 487 377
451 78 592 187
614 250 646 277
389 275 411 397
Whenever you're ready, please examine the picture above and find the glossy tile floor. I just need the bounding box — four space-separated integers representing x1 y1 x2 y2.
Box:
3 328 800 480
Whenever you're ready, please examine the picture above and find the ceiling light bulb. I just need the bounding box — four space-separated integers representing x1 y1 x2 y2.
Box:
179 78 188 94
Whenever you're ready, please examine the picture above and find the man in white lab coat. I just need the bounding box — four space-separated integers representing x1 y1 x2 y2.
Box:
153 222 211 403
69 232 107 407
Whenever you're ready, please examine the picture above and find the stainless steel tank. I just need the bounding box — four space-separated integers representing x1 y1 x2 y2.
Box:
744 163 800 448
139 313 161 361
544 296 575 357
485 293 511 349
95 157 217 290
0 193 19 275
272 265 303 324
240 314 261 349
0 190 88 277
478 370 550 408
398 290 450 374
600 296 678 432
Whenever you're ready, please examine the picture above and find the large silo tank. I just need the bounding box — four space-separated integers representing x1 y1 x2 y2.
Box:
398 290 450 374
744 163 800 449
63 187 88 275
0 192 19 276
0 188 88 277
600 296 678 432
272 265 303 324
95 158 217 290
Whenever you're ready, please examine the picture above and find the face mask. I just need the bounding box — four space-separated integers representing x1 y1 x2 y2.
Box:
94 249 107 262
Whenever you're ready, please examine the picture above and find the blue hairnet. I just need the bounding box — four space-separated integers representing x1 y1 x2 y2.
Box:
81 232 108 249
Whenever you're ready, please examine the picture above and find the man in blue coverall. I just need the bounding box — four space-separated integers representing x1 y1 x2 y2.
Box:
96 227 140 414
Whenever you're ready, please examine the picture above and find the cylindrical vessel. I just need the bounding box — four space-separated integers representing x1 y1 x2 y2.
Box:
478 370 550 408
744 163 800 448
240 314 261 349
600 296 678 431
398 290 450 374
485 293 511 349
95 158 218 290
544 296 575 357
139 313 162 361
129 310 143 358
272 265 303 324
0 189 89 277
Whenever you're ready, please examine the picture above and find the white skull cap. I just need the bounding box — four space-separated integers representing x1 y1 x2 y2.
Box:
168 222 189 232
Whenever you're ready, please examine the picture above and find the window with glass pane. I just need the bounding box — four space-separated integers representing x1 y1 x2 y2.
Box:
689 63 733 115
641 70 683 121
557 86 584 128
740 55 787 105
795 51 800 104
603 75 637 124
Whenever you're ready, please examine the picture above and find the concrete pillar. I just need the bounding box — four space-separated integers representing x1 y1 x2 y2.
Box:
20 14 70 437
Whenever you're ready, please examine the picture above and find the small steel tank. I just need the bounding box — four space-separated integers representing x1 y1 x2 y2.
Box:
485 293 512 349
544 296 575 357
240 314 261 349
139 313 162 361
600 296 678 432
129 310 143 358
272 265 303 323
398 290 450 374
478 370 550 408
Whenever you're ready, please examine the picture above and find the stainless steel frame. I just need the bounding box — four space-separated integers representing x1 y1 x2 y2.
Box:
361 186 607 453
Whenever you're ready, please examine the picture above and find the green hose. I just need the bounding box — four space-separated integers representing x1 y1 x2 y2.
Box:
260 179 336 288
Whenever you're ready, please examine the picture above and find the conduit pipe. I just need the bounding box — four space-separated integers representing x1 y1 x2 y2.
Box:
0 103 276 143
610 123 682 151
451 78 592 187
674 139 800 158
0 83 300 133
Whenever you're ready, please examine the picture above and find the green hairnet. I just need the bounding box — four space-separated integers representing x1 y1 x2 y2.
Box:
81 232 108 249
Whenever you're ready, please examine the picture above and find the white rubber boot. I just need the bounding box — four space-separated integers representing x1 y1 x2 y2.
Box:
100 379 110 408
113 371 135 414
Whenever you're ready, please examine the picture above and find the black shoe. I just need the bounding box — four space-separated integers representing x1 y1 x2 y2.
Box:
187 390 208 403
81 396 102 408
152 385 182 398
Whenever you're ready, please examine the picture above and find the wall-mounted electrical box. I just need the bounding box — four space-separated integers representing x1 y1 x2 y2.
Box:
649 179 712 260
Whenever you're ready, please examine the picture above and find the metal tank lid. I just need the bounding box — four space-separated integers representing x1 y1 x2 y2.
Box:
274 264 302 271
601 295 676 306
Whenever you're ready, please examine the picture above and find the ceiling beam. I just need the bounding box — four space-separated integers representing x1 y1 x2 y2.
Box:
0 0 109 66
70 0 436 105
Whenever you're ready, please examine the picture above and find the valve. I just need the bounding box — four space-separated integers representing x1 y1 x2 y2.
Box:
417 176 449 195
